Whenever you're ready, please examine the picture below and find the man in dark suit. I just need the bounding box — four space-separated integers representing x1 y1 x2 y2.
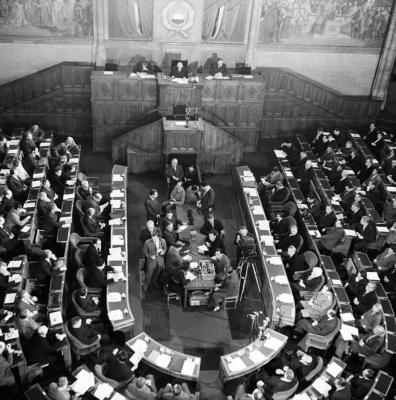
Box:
25 325 59 365
258 368 298 395
170 61 188 78
35 249 56 287
198 182 215 219
317 204 337 232
165 159 184 194
294 309 338 336
163 221 183 249
83 239 104 270
6 169 28 202
0 135 8 163
295 160 315 196
82 208 105 237
288 350 318 381
37 191 56 221
346 149 363 173
140 219 162 244
75 287 100 313
333 169 350 194
0 215 23 257
209 58 228 77
145 189 161 225
200 213 224 237
349 369 375 400
19 131 37 155
268 180 290 206
346 202 365 227
357 159 375 183
40 203 60 237
68 317 101 345
48 166 66 197
353 281 377 315
276 225 303 254
104 351 134 383
353 216 377 251
284 245 306 280
77 180 92 201
331 378 351 400
306 193 321 220
133 60 155 73
340 184 355 209
316 220 345 252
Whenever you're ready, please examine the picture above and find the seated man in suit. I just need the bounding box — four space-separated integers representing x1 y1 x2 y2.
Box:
234 225 256 263
5 203 31 235
83 193 109 220
0 189 14 216
212 247 231 283
35 249 57 288
300 284 334 319
330 377 351 400
345 202 365 227
82 208 105 237
158 382 193 400
68 317 101 345
287 350 318 381
294 309 338 338
348 368 375 400
82 238 104 270
353 215 377 251
37 190 57 220
205 230 225 257
40 202 60 237
16 309 39 342
257 367 297 395
295 160 315 197
209 267 239 312
25 325 60 365
104 351 134 383
317 204 337 233
268 180 290 207
284 245 306 280
75 287 100 313
208 58 228 78
306 193 321 220
77 179 93 201
316 219 345 253
6 169 28 202
0 340 17 392
170 61 188 78
163 221 184 249
126 375 157 400
200 213 225 237
291 267 323 296
352 281 377 316
276 224 303 254
0 214 24 258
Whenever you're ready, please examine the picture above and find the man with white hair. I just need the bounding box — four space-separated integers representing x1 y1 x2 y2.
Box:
77 179 93 201
48 376 73 400
140 219 162 244
165 158 184 194
83 192 109 220
30 124 46 142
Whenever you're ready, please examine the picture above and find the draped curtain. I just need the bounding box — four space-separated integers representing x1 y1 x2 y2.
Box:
108 0 153 39
203 0 244 42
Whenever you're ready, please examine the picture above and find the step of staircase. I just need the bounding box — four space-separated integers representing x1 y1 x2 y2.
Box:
198 371 227 400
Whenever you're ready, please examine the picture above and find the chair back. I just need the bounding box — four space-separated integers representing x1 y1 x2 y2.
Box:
283 201 297 217
304 356 324 382
64 316 100 356
71 290 101 318
74 249 85 269
75 200 84 218
69 232 82 251
298 318 341 352
295 234 304 253
76 268 87 289
224 295 238 310
284 216 297 230
300 273 325 299
272 381 299 400
79 215 91 236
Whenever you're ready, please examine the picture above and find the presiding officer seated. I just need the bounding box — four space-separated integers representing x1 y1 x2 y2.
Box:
208 58 228 78
170 61 188 79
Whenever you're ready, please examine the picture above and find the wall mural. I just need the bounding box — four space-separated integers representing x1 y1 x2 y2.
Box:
258 0 393 47
108 0 153 39
0 0 93 37
202 0 249 42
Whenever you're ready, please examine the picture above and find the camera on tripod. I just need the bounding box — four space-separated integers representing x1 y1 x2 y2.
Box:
239 236 257 258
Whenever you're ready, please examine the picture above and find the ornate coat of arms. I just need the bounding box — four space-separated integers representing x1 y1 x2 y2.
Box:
162 0 195 38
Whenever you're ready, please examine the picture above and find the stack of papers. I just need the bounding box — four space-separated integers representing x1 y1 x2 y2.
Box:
31 180 41 188
257 220 269 230
252 206 264 215
242 176 255 182
285 171 293 177
326 361 344 378
185 271 197 281
110 190 124 198
49 311 63 326
344 229 357 237
340 323 359 341
113 174 123 182
108 309 124 321
340 313 355 323
63 193 75 200
267 257 283 265
4 329 19 340
197 245 208 254
129 351 144 366
112 236 124 246
110 199 121 208
277 293 294 303
71 369 95 395
93 383 113 400
9 274 21 283
366 271 380 281
8 260 22 269
227 357 246 372
273 275 289 285
377 226 389 233
263 336 284 350
181 358 196 376
312 377 332 396
243 187 258 197
20 225 31 233
109 218 122 226
130 338 148 354
274 149 286 158
107 292 122 302
261 235 273 246
4 293 16 304
33 172 45 179
248 349 266 364
155 353 172 368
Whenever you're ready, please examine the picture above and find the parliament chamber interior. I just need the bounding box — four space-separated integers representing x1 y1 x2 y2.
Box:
1 0 396 399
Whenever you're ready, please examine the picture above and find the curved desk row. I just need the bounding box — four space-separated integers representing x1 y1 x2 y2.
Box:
106 164 134 335
232 166 295 327
127 332 201 382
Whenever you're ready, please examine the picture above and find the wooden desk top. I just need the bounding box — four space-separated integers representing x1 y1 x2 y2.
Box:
127 332 201 381
163 117 203 132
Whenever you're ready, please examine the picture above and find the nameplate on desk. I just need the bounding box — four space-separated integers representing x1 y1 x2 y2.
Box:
24 202 35 209
113 174 123 182
257 220 269 230
242 176 255 183
103 71 114 75
266 256 282 265
243 187 257 197
40 141 50 147
94 383 113 400
260 235 273 246
107 292 122 302
252 206 264 215
31 180 41 188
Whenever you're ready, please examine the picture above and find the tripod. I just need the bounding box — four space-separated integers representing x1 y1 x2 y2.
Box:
236 255 261 302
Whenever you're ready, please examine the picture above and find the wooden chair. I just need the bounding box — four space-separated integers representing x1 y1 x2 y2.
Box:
332 236 352 257
76 268 102 295
71 290 101 318
163 283 181 306
297 318 341 352
271 381 299 400
94 363 129 389
304 356 324 382
64 316 100 361
224 295 238 310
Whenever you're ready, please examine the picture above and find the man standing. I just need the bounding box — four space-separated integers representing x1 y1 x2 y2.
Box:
165 159 184 194
142 231 167 293
198 182 215 219
145 189 160 226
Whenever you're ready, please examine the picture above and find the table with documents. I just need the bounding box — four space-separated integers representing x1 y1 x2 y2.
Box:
106 165 134 336
127 332 201 381
219 329 287 381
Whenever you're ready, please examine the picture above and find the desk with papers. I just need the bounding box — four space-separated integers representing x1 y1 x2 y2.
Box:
232 166 295 327
219 329 287 382
126 332 201 382
106 165 134 336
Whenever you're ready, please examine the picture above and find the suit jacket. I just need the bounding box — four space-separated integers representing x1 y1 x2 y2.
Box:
350 376 374 400
19 137 36 155
85 267 106 289
22 153 37 176
37 199 52 219
357 165 374 183
82 244 103 269
170 65 188 78
200 218 224 236
269 186 290 204
49 173 66 196
163 229 180 248
318 227 344 250
68 321 99 345
358 222 377 242
165 245 183 270
306 316 338 335
25 331 57 364
0 352 15 386
41 211 60 235
76 186 91 201
360 332 385 354
6 175 24 197
340 190 355 209
347 156 363 173
317 212 337 230
205 236 225 257
140 226 162 244
0 196 13 216
82 195 100 215
360 310 382 333
356 290 377 315
307 199 321 220
82 214 101 235
347 209 364 226
143 237 167 259
209 63 228 75
214 254 231 280
200 188 215 211
145 197 160 221
334 177 349 194
277 233 303 252
330 384 351 400
286 253 306 275
217 270 239 297
261 374 298 394
165 165 184 187
76 295 99 313
35 259 53 285
104 353 133 382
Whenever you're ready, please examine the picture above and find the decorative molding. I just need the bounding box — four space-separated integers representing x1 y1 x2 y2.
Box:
161 0 195 39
